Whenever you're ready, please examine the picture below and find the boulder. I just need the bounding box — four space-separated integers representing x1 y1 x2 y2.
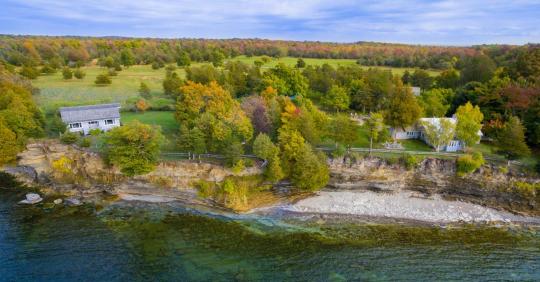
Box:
19 193 43 204
53 198 63 204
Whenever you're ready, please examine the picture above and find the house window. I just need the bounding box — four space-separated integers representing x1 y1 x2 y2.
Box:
88 121 99 126
69 122 82 129
105 119 114 125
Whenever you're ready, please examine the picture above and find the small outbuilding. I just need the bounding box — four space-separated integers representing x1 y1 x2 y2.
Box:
60 103 121 135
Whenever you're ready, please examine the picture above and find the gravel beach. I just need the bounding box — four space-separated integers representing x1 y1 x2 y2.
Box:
283 190 540 224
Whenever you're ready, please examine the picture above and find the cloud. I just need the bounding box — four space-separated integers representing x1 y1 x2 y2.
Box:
0 0 538 44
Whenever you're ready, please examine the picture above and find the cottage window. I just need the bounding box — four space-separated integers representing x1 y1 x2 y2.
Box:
105 119 114 125
69 122 82 129
88 121 99 125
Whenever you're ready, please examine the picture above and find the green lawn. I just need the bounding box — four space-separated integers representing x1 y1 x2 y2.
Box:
121 111 178 136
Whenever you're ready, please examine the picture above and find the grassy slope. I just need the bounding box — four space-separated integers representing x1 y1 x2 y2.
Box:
121 111 178 150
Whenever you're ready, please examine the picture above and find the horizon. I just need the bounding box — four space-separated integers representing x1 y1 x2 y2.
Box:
1 0 539 45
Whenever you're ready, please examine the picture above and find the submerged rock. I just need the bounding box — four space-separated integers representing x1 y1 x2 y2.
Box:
53 198 63 205
65 198 82 206
19 193 43 204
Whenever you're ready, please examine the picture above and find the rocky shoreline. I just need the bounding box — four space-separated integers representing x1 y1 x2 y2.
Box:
2 141 539 224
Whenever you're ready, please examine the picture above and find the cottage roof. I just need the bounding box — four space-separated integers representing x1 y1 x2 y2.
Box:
60 103 120 123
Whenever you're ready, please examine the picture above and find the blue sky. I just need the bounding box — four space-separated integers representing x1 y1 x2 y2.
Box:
1 0 539 45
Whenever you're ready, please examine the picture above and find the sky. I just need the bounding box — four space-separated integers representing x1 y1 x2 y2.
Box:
0 0 539 45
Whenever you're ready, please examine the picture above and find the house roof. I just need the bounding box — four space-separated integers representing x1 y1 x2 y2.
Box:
60 103 120 123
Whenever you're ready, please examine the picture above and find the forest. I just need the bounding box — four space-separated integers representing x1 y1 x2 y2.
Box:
0 35 539 194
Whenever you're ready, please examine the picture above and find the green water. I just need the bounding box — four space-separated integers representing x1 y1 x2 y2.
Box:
1 186 539 281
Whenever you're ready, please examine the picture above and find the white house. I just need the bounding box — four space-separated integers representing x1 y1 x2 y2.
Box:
60 103 121 135
390 117 482 152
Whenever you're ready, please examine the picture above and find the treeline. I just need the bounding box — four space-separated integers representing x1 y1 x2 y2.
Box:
2 35 530 70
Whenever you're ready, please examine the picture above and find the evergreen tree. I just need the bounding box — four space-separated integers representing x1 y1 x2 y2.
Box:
494 116 530 160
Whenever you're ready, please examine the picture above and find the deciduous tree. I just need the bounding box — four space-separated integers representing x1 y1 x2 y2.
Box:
455 102 484 148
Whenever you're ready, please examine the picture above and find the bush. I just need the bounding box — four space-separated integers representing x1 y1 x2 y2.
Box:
194 180 215 198
149 98 175 111
401 153 420 170
95 74 112 85
332 144 347 159
89 128 102 136
232 160 245 174
513 181 539 199
114 64 122 71
456 152 484 176
79 138 91 147
40 65 56 74
61 131 79 144
73 68 86 79
62 67 73 79
108 69 118 76
20 66 40 79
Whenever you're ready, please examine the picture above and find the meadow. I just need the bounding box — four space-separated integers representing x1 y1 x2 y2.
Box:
32 56 441 113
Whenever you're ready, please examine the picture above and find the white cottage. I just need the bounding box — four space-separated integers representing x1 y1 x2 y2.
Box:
390 117 482 152
60 103 121 135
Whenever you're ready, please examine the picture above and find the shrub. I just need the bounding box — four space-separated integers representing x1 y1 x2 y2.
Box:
95 74 112 85
232 160 245 174
513 181 539 199
61 131 79 144
52 156 73 175
194 180 215 198
73 68 86 79
79 138 91 147
401 153 420 170
19 66 40 79
149 98 175 111
456 152 484 176
114 64 122 71
89 128 102 136
62 67 73 79
40 65 56 74
332 144 347 159
108 69 118 76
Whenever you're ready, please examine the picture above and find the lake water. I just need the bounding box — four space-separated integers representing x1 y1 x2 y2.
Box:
1 187 539 281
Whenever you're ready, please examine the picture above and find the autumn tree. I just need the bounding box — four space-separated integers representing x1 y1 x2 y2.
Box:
420 118 456 152
460 54 496 84
455 102 484 148
102 121 164 176
296 58 306 68
135 99 149 112
494 116 530 160
0 118 20 164
384 78 423 137
252 133 284 182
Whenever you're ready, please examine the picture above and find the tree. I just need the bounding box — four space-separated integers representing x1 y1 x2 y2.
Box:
162 72 183 97
455 102 484 148
420 118 456 152
0 119 19 164
296 58 306 68
384 78 423 137
365 112 384 155
62 67 73 79
120 49 136 67
436 68 460 89
138 82 151 99
410 69 433 89
210 50 225 67
176 51 191 67
95 74 111 85
328 115 358 147
494 116 530 160
253 133 277 160
73 68 86 79
135 99 149 112
460 54 496 84
103 121 164 176
420 88 452 117
47 115 67 136
323 85 350 112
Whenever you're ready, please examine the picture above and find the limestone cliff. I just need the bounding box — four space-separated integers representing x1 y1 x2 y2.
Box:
328 157 540 216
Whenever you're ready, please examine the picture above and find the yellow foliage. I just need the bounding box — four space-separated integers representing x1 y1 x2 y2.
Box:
52 156 73 175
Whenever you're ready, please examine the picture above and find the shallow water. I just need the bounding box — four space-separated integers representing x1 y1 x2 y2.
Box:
1 188 539 281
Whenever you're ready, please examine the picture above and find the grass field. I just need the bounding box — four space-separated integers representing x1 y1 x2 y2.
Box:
32 56 441 113
121 111 178 136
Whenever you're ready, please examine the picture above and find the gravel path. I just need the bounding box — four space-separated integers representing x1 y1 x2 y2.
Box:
283 191 540 224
